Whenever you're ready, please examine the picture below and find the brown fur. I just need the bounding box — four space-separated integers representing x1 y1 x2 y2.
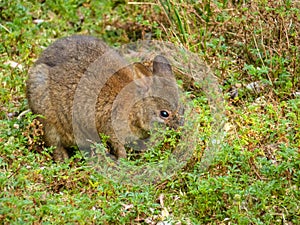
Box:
26 35 182 161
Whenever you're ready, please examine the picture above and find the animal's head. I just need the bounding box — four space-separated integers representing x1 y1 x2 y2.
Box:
111 55 184 152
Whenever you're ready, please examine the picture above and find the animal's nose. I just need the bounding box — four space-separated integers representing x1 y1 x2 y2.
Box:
178 116 185 126
175 114 185 127
169 111 185 129
177 105 185 126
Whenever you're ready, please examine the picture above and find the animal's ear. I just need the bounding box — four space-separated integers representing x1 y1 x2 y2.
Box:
152 55 173 78
132 62 153 95
133 62 152 79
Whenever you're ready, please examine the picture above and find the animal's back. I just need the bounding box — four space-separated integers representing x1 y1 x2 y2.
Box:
27 35 110 114
26 36 112 158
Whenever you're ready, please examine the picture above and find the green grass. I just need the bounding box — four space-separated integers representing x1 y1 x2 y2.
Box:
1 0 300 224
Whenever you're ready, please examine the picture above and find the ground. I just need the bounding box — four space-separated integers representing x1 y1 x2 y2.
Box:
0 1 299 224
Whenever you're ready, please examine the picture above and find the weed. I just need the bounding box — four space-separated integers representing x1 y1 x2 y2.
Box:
1 0 299 224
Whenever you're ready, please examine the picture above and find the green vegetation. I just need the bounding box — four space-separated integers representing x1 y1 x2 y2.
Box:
1 0 299 224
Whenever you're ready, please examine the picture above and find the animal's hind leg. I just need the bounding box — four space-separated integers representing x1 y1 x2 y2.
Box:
43 122 69 161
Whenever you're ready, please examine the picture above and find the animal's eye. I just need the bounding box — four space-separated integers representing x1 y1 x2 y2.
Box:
160 110 169 118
